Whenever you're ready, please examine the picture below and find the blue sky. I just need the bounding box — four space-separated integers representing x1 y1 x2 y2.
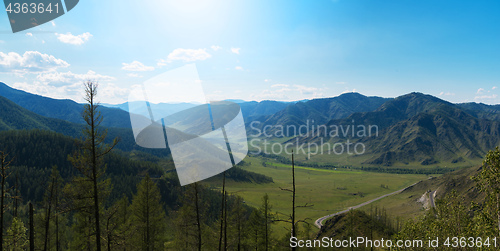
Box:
0 0 499 104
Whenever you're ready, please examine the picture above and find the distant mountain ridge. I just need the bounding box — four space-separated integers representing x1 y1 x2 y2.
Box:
102 99 292 121
248 93 391 136
0 95 139 152
0 82 133 128
295 92 500 166
0 95 82 135
4 81 500 167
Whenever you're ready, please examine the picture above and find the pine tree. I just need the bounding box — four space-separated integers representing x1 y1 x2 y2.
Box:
248 194 275 250
279 152 312 250
228 196 247 251
174 183 206 250
248 209 264 250
0 150 14 250
260 194 273 251
129 174 167 250
103 195 131 250
67 81 117 250
41 166 63 251
5 217 28 251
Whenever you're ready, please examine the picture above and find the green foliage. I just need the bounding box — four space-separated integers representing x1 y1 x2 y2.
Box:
38 166 65 251
395 190 493 250
472 146 500 234
247 193 276 250
317 209 396 244
473 146 500 194
5 217 28 251
0 129 166 204
173 183 203 250
227 196 251 250
128 174 167 250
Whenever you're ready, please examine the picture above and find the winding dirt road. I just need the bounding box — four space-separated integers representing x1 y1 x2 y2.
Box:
314 181 422 229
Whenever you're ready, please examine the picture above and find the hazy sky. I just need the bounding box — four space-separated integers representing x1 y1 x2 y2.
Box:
0 0 499 104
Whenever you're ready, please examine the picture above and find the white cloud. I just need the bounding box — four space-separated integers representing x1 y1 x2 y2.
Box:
121 61 154 71
336 82 347 85
55 32 92 45
231 47 241 54
51 21 56 26
439 92 455 96
271 84 289 88
211 45 222 51
493 86 497 90
252 84 326 101
36 70 115 87
157 59 167 67
251 89 290 100
99 83 129 104
235 66 243 70
164 48 211 63
294 84 319 95
475 94 498 100
26 33 33 37
12 70 117 102
0 51 69 73
477 88 485 94
264 79 271 82
127 73 142 78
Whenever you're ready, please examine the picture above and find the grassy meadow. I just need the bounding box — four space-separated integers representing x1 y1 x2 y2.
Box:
204 155 429 237
249 136 481 169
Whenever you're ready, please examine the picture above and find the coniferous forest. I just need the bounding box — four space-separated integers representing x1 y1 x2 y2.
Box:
0 82 302 250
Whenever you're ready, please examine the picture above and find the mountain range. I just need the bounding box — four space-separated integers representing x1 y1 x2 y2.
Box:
294 93 500 166
247 93 390 136
0 82 134 128
2 82 500 168
0 93 139 152
102 99 291 121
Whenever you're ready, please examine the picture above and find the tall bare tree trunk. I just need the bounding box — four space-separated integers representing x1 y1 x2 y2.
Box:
0 151 13 251
146 178 150 251
56 190 60 251
224 191 227 250
30 203 34 251
265 197 269 251
44 176 55 251
218 171 226 251
291 152 296 251
236 197 242 251
14 173 19 218
70 82 116 250
88 85 102 251
0 155 5 251
194 183 202 251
